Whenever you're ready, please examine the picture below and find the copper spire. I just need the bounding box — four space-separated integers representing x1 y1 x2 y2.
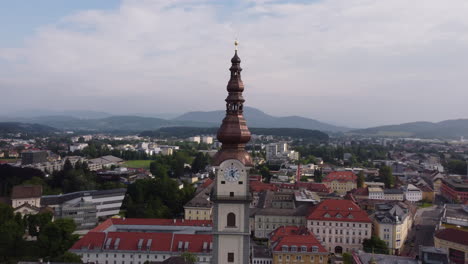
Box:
212 42 252 166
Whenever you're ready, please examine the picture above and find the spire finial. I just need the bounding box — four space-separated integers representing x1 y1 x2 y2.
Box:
234 39 239 51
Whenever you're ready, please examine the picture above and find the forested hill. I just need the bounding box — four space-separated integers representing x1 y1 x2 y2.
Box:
0 122 58 136
140 127 329 141
351 119 468 139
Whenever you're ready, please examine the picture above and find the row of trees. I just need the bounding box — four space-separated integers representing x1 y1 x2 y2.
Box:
123 177 196 218
294 144 389 167
0 204 81 263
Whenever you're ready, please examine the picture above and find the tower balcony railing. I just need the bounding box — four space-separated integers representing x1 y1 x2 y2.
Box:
211 194 252 202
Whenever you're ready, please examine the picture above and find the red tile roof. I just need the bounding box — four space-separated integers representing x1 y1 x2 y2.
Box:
350 187 369 196
295 182 331 193
71 232 212 253
200 178 213 189
323 171 357 183
435 229 468 246
250 181 279 193
307 199 371 223
11 185 42 199
70 231 106 250
272 235 327 253
249 175 262 181
269 226 310 243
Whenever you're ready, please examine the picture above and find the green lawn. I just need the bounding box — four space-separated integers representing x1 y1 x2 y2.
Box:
419 202 433 208
123 160 152 169
0 158 18 162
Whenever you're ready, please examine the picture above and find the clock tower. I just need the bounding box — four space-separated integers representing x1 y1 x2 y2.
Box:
211 41 252 264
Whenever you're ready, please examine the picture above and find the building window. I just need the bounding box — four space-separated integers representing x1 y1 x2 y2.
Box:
228 253 234 262
227 213 236 227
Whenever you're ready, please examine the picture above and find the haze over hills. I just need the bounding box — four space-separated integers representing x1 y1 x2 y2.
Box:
351 119 468 139
174 107 349 132
3 107 468 139
0 107 349 133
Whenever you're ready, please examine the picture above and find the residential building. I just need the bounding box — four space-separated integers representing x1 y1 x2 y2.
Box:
87 155 124 171
368 187 384 200
373 203 413 254
184 182 213 220
188 136 201 143
252 245 273 264
42 188 126 234
271 229 328 264
404 184 423 202
383 189 405 201
70 143 88 152
201 136 213 144
418 184 435 202
21 150 48 165
434 229 468 264
307 199 372 254
440 178 468 203
323 171 357 194
253 205 310 238
11 185 42 208
69 218 213 264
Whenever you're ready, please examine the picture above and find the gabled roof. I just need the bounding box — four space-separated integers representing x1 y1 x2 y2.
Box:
307 199 371 223
268 225 310 243
71 232 212 253
11 185 42 199
272 234 327 253
250 181 279 193
323 171 357 183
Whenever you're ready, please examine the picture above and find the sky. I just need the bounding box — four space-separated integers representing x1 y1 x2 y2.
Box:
1 0 468 128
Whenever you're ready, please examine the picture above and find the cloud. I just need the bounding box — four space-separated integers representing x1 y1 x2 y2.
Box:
1 0 468 127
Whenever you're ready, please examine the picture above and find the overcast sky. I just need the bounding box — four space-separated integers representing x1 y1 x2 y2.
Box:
1 0 468 128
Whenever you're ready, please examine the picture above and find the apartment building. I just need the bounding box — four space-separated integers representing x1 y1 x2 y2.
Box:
322 171 357 194
373 203 413 255
269 226 328 264
307 199 372 254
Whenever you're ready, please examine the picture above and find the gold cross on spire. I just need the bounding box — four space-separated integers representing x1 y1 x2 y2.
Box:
234 39 239 51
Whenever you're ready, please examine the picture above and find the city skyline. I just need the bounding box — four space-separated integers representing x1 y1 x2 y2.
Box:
1 0 468 127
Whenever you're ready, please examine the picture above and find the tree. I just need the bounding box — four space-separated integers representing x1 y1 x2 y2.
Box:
379 165 394 188
191 152 209 173
300 176 309 182
357 171 365 188
38 218 79 260
446 159 467 175
25 212 53 237
363 236 389 254
342 252 353 264
0 204 25 261
314 168 323 183
180 252 197 263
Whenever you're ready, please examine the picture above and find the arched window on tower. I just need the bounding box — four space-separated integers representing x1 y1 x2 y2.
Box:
227 213 236 227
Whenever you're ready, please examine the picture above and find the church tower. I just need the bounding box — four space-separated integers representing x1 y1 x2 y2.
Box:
212 41 252 264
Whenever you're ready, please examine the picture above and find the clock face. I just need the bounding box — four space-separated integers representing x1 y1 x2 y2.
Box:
223 164 240 182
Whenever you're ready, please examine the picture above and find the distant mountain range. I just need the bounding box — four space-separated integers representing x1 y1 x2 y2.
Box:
3 107 468 139
351 119 468 139
0 107 348 133
174 107 349 132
